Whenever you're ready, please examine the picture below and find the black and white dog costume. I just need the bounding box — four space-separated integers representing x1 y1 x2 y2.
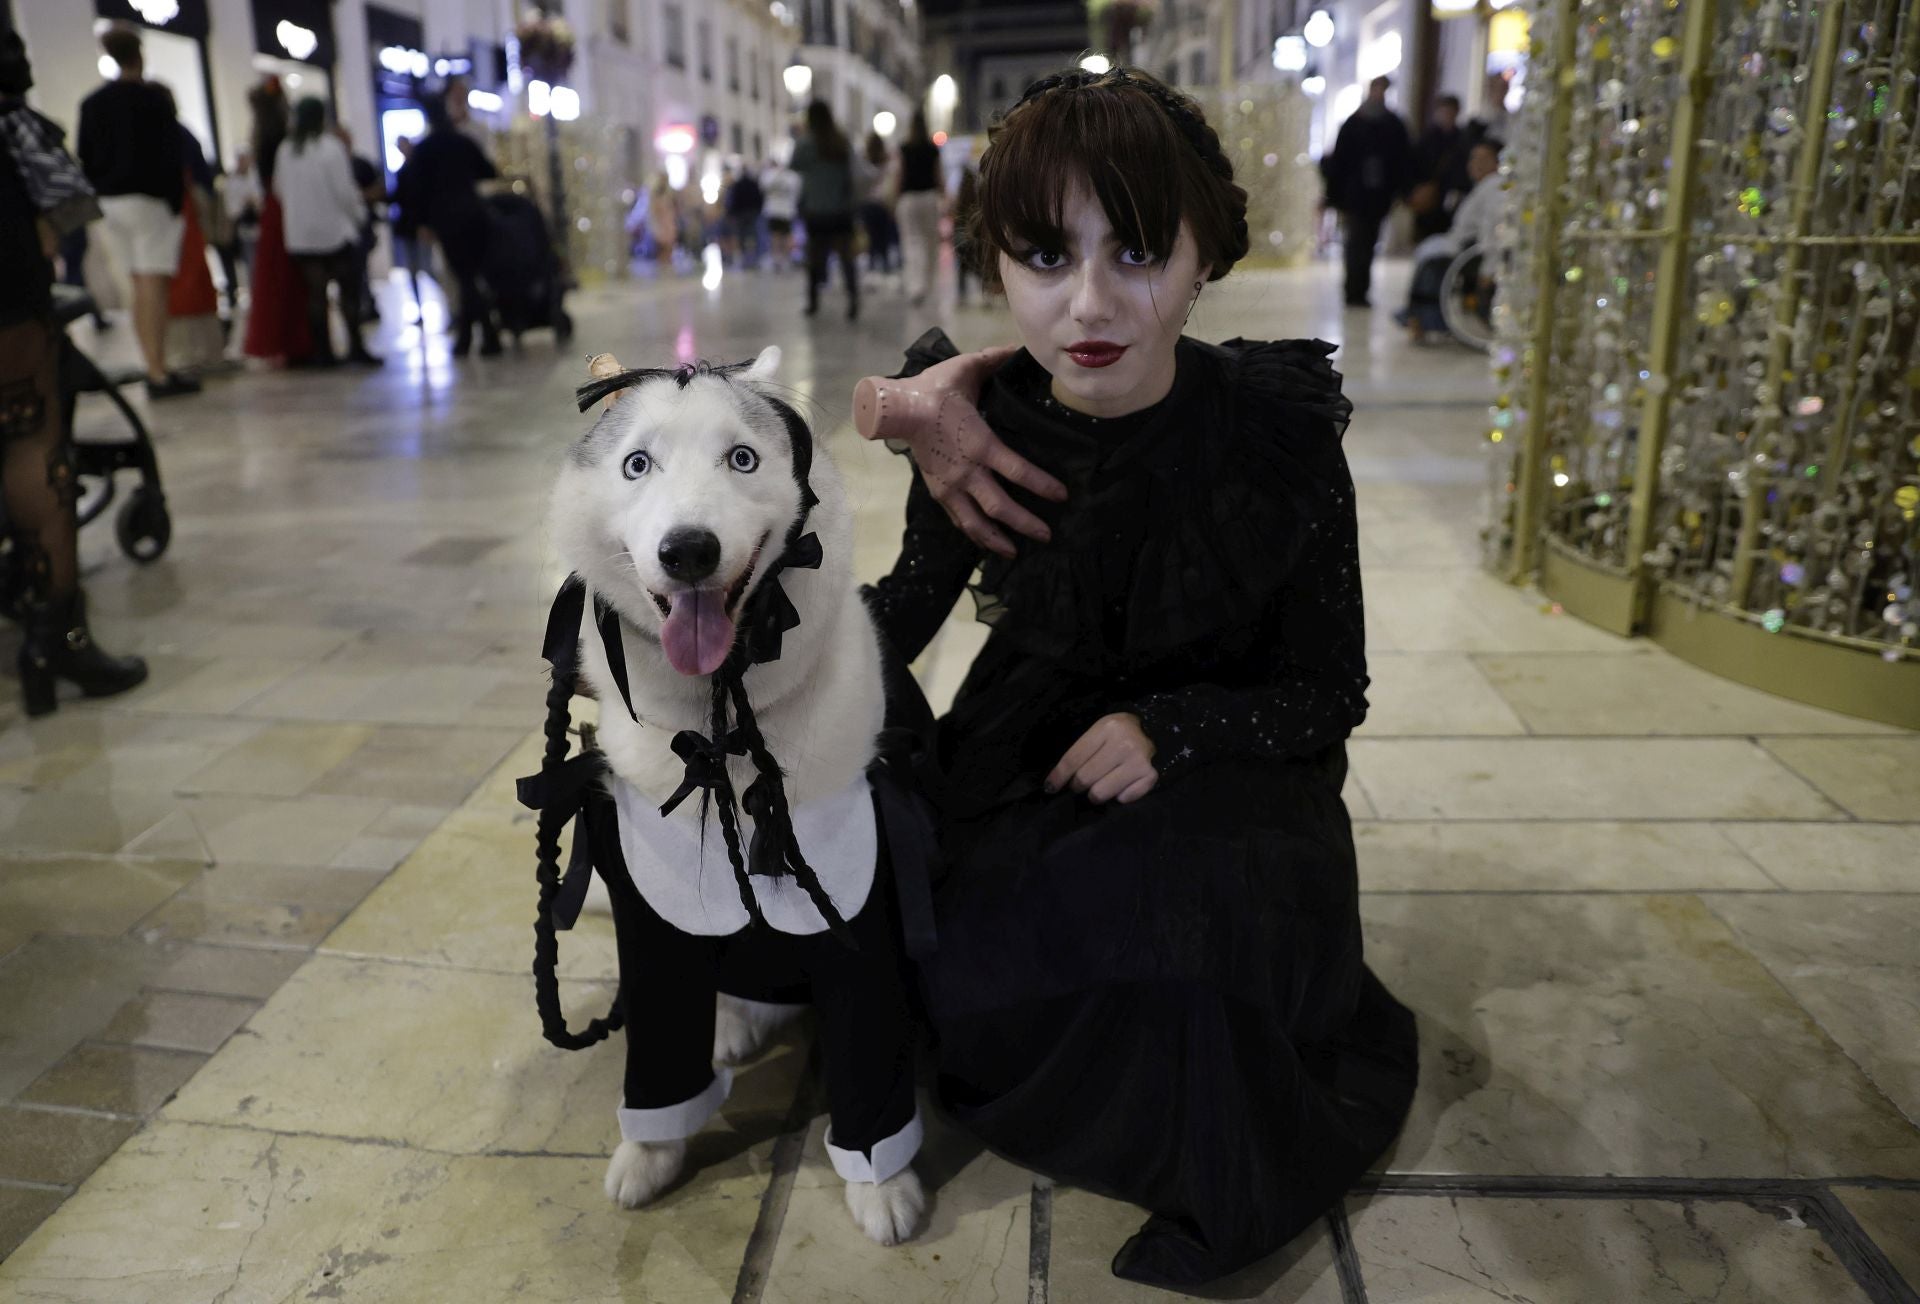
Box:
520 354 938 1235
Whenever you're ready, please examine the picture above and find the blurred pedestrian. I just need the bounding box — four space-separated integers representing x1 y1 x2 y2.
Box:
153 84 222 372
858 132 898 274
952 161 981 305
724 163 763 267
76 24 195 397
341 126 384 323
275 97 380 366
0 29 148 714
1320 75 1413 308
792 100 857 319
895 110 942 307
241 76 312 365
761 152 800 272
1411 93 1470 241
393 91 498 356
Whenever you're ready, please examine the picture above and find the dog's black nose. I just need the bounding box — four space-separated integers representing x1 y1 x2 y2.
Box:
658 528 722 583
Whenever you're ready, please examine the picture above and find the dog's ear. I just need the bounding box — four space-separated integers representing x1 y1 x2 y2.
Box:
744 345 782 380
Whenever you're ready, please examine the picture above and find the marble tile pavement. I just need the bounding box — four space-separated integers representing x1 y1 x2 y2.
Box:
0 260 1914 1301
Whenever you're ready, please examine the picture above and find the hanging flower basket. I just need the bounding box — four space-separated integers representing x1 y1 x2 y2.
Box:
516 9 576 84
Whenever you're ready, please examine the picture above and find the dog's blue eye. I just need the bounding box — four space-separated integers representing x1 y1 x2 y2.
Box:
623 450 651 479
728 446 760 472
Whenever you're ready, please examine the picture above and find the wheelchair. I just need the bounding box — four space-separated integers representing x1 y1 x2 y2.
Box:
1438 244 1497 352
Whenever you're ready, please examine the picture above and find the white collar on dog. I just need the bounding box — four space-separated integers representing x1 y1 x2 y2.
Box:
608 770 877 936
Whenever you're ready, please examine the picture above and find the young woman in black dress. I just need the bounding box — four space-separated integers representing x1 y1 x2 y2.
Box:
858 67 1419 1290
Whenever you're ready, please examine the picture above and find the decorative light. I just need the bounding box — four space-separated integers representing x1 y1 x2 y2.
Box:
655 124 697 154
1301 75 1326 96
664 154 690 190
872 110 897 137
1432 0 1477 10
275 20 318 60
467 89 503 113
380 46 431 78
550 85 580 121
1273 36 1307 72
929 74 957 112
1357 32 1402 83
1303 9 1335 48
932 129 948 145
1079 54 1112 74
528 79 550 117
98 56 118 79
129 0 180 23
782 63 813 98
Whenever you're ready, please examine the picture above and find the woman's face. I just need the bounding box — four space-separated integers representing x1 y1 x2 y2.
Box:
998 179 1208 419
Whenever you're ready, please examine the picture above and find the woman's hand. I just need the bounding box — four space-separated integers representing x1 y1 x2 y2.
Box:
852 344 1068 559
1046 713 1159 805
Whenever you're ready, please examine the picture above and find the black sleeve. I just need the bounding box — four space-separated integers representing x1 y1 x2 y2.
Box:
860 466 981 664
1128 465 1368 782
75 98 101 186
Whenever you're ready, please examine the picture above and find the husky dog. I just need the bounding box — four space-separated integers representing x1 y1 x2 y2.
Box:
548 346 927 1246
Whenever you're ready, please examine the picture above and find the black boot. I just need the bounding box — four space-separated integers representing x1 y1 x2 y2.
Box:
17 591 148 717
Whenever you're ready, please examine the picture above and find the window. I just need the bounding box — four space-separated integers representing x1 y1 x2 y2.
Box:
698 19 712 81
609 0 629 44
750 52 761 100
664 4 686 68
730 122 743 152
727 36 739 91
753 131 763 161
1188 49 1206 84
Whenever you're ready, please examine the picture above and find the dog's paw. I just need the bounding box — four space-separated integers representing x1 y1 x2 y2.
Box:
604 1139 686 1209
843 1167 926 1246
712 994 803 1067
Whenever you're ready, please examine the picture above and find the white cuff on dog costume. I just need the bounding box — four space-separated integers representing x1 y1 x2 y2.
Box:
826 1104 924 1185
617 1068 733 1143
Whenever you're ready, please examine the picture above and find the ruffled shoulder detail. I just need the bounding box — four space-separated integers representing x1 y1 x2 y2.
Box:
968 336 1356 667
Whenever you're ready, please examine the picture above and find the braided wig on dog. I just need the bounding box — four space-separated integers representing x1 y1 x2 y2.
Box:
964 66 1251 292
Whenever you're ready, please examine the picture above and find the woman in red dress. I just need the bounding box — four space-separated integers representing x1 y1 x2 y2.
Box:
240 77 309 364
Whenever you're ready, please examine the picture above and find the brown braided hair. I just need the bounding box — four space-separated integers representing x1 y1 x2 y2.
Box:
963 65 1250 292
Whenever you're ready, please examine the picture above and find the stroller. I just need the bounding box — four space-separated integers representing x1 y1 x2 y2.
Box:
0 288 171 617
479 190 574 347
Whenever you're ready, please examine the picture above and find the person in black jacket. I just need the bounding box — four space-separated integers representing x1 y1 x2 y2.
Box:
393 92 499 356
75 24 194 397
0 30 149 714
1411 92 1470 241
1320 75 1413 308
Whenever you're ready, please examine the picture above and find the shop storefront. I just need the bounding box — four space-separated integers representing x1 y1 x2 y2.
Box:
92 0 221 163
247 0 336 116
366 4 428 177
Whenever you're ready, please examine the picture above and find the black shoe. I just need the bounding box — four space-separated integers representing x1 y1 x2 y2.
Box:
145 373 201 399
17 591 148 717
348 349 385 368
478 335 503 357
848 299 860 322
1345 296 1371 309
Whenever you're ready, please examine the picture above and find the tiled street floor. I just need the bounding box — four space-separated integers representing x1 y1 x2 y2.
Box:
0 261 1915 1301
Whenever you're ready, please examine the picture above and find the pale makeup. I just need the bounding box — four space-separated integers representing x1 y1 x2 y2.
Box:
997 180 1209 419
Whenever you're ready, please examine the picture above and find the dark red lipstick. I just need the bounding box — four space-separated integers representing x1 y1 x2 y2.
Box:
1065 340 1127 368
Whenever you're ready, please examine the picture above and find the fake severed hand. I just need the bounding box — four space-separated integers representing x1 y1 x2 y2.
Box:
1045 713 1159 805
852 345 1068 559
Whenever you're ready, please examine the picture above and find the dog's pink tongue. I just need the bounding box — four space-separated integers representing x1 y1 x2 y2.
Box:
661 590 737 676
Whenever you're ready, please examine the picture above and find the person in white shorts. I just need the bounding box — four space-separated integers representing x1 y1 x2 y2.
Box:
77 24 197 398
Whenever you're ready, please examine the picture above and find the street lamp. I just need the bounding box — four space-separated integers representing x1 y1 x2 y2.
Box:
872 110 897 137
783 62 813 100
1079 53 1111 74
1303 9 1335 47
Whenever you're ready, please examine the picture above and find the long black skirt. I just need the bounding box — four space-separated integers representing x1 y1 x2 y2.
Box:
918 750 1418 1289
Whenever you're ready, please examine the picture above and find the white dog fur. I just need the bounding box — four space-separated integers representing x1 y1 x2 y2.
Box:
551 345 925 1244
